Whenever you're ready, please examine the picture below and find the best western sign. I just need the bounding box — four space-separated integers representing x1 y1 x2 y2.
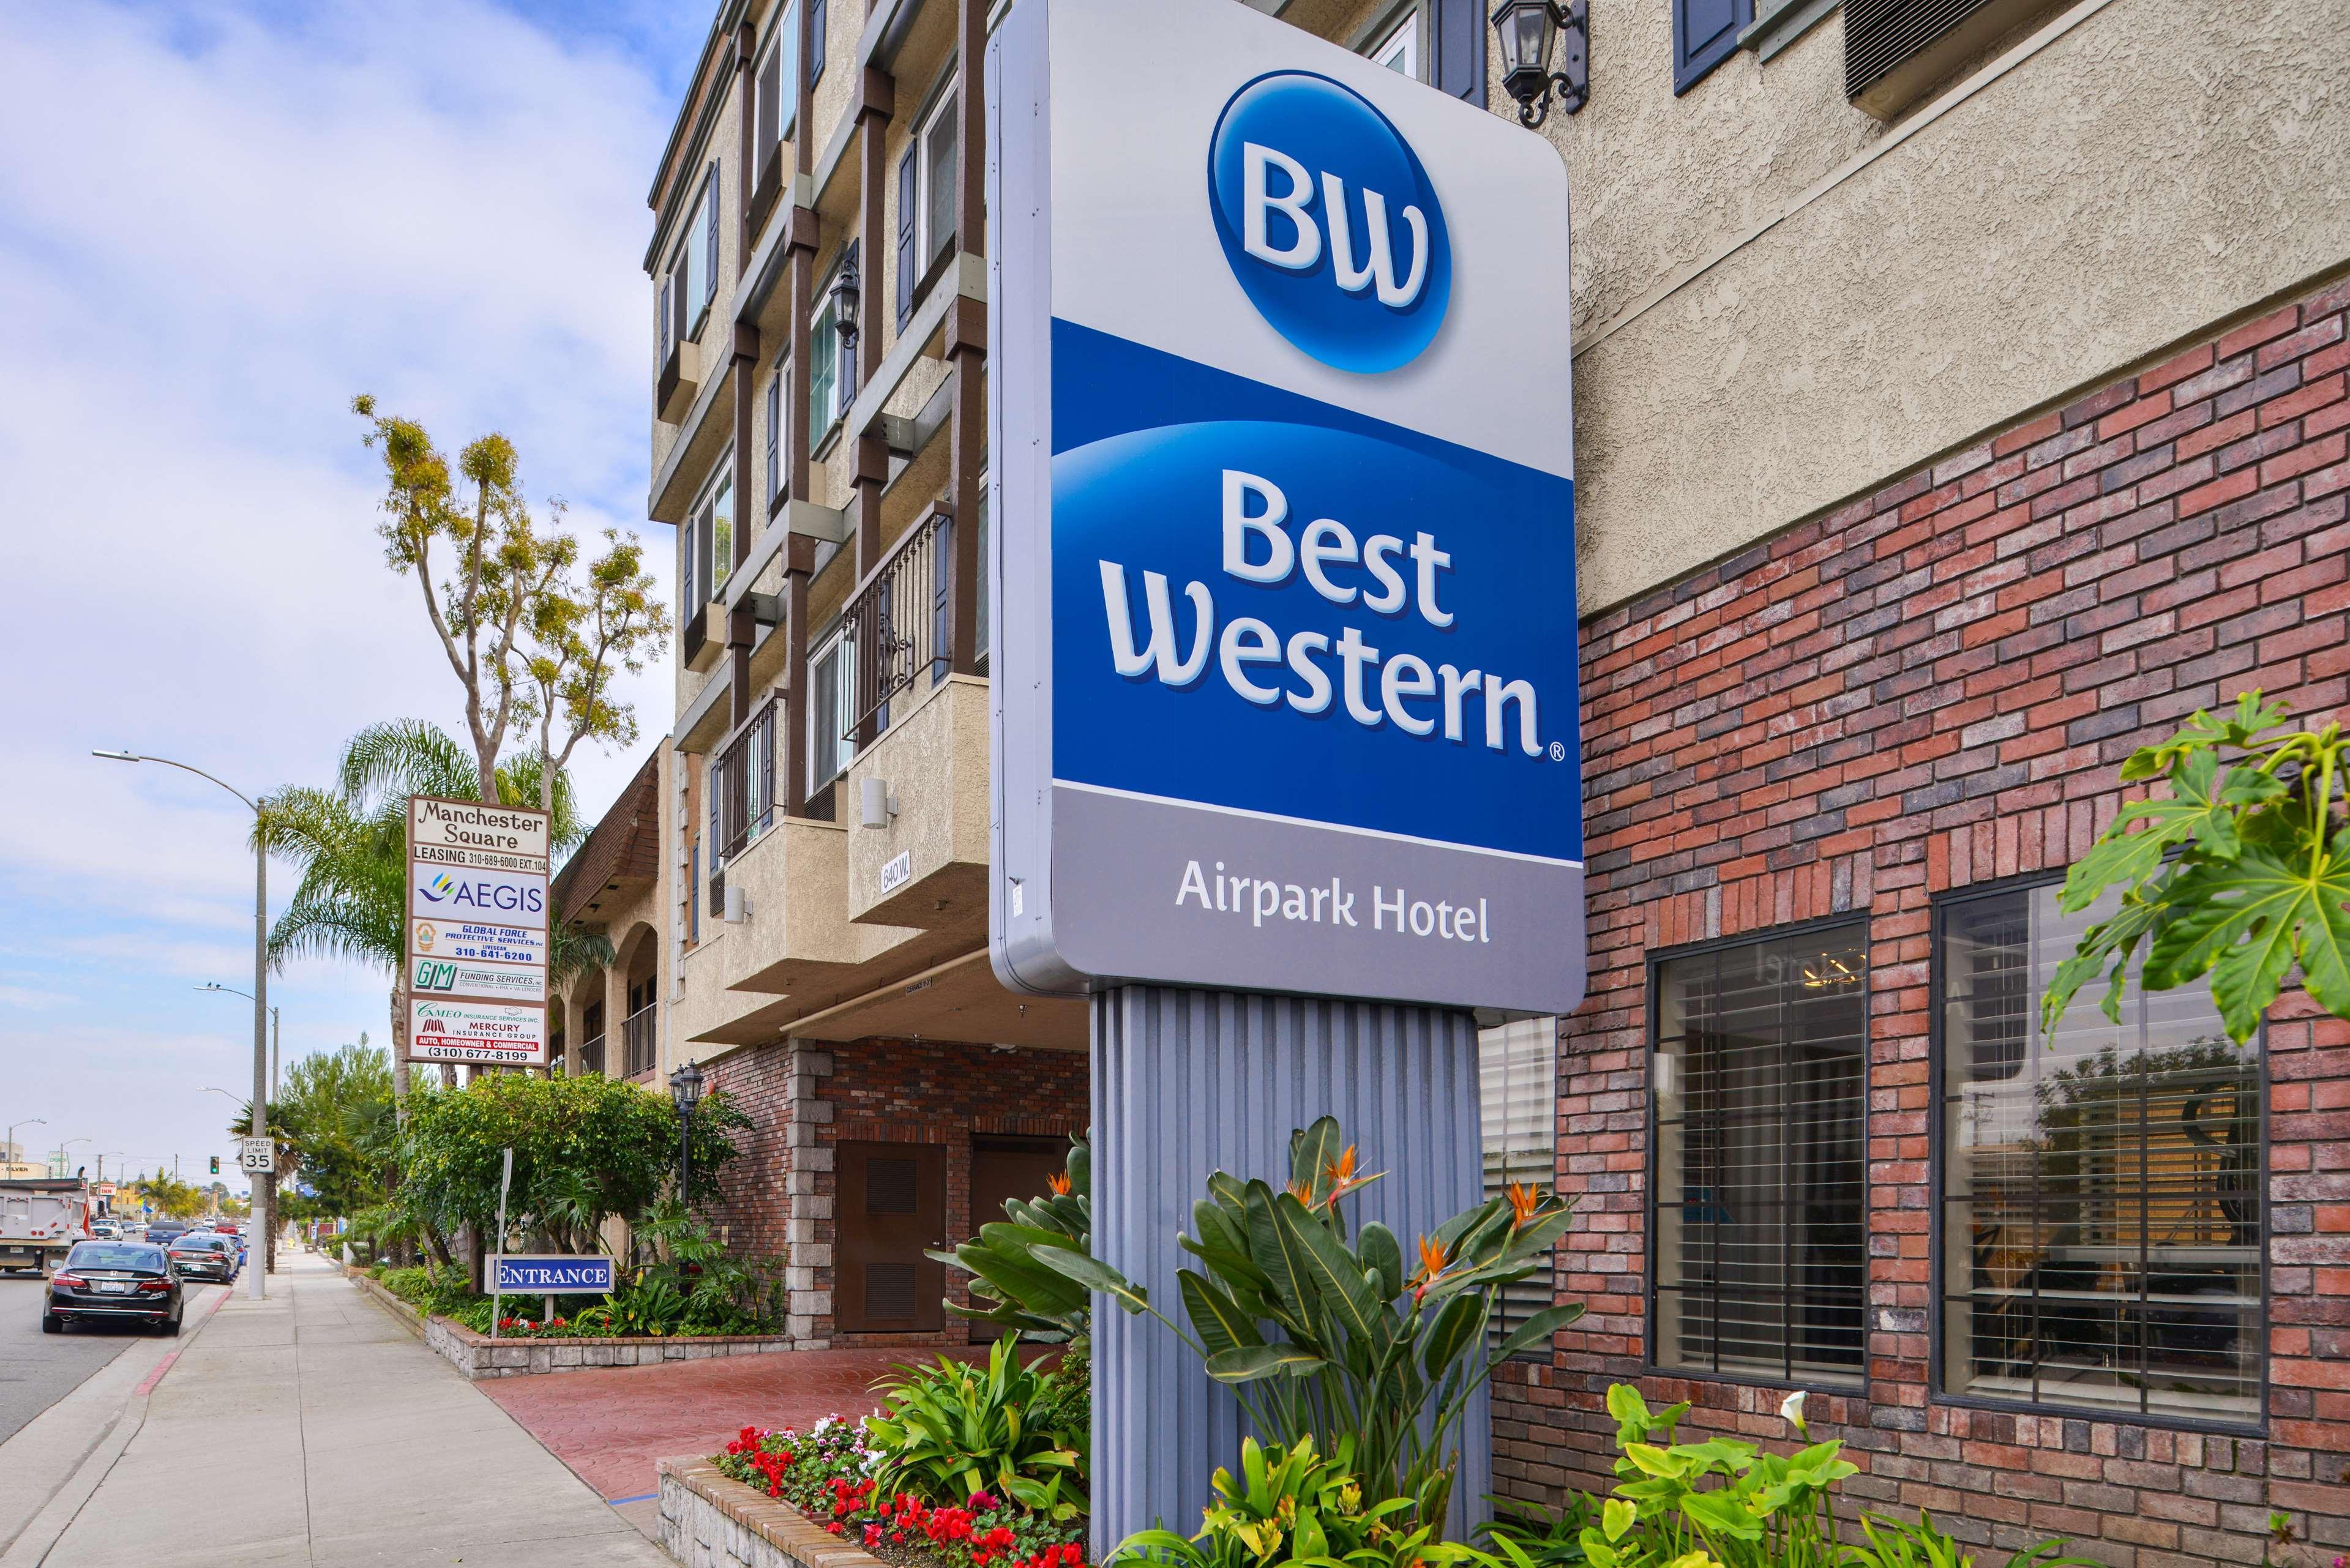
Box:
405 796 550 1066
989 0 1584 1016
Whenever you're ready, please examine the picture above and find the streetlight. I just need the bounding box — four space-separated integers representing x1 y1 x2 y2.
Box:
56 1136 89 1178
5 1118 44 1176
201 984 281 1099
667 1061 705 1205
96 747 271 1302
1489 0 1590 127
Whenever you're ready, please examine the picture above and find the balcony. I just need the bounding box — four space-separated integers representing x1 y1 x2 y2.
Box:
580 1032 606 1077
838 508 989 931
621 1003 657 1079
707 700 777 920
657 338 698 424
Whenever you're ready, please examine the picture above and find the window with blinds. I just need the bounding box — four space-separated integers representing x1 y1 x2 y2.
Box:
1936 883 2262 1427
1480 1016 1556 1353
1652 924 1868 1389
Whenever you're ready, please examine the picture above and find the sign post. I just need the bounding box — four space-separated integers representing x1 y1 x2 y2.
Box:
987 0 1582 1546
490 1147 512 1340
403 798 551 1073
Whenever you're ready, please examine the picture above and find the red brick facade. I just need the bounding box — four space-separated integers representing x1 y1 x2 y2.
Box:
702 1037 1088 1348
1494 274 2350 1566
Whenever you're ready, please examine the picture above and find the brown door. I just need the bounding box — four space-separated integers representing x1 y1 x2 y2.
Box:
837 1141 946 1333
969 1136 1068 1231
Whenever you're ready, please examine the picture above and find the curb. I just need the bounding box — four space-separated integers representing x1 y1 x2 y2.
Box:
0 1283 232 1568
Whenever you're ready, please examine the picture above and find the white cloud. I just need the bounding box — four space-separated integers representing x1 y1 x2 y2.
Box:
0 0 681 1174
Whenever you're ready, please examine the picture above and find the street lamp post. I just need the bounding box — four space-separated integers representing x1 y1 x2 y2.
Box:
201 984 282 1274
95 748 271 1302
5 1118 44 1178
56 1137 88 1178
201 984 280 1097
667 1062 705 1206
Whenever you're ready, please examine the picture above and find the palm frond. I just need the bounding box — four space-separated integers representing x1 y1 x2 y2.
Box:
337 719 479 807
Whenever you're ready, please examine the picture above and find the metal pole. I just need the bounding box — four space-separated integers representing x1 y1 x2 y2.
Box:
491 1148 513 1340
250 832 268 1301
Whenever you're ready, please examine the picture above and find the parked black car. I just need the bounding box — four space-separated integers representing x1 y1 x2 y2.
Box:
144 1219 192 1247
43 1241 184 1335
165 1232 238 1284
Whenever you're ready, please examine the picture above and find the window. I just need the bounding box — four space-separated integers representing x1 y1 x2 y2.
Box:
1371 10 1419 76
753 6 798 169
809 281 842 438
1674 0 1754 94
657 277 674 365
807 628 856 794
1481 1016 1557 1351
975 480 990 662
765 360 788 512
1936 882 2261 1427
894 83 958 329
1652 924 1868 1389
686 463 735 614
808 0 826 88
665 164 720 343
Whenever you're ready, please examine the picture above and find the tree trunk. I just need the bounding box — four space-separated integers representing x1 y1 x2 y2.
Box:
391 977 411 1119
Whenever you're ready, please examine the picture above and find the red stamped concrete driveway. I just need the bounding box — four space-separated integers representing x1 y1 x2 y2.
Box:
482 1346 993 1501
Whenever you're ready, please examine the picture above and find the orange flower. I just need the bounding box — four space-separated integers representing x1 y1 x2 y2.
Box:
1409 1233 1452 1303
1047 1171 1072 1197
1505 1181 1543 1231
1316 1144 1368 1208
1285 1178 1315 1204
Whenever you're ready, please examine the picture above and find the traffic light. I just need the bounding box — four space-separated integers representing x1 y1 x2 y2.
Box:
209 1155 220 1174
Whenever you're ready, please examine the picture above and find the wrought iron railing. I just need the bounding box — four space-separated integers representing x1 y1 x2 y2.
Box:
622 1004 657 1078
844 508 951 744
580 1033 605 1077
708 700 777 917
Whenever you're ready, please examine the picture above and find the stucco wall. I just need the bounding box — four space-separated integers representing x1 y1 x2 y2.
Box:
1553 0 2350 612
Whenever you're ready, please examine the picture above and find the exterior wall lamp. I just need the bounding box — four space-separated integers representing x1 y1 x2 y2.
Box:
833 245 862 401
1491 0 1590 127
668 1059 706 1204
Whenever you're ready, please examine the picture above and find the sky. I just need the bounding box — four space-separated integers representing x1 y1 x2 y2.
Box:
0 0 707 1195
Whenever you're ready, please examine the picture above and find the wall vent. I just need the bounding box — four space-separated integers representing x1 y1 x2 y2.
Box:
1845 0 2073 119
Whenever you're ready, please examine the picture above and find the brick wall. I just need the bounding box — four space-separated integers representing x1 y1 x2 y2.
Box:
1495 274 2350 1566
700 1037 1088 1349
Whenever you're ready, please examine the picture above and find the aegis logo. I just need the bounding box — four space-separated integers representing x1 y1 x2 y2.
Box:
1207 71 1451 375
421 872 457 902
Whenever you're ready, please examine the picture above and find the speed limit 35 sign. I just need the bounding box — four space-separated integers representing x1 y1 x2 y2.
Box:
238 1138 275 1174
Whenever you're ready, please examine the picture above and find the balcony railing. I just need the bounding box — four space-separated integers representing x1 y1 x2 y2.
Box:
844 507 952 744
580 1033 605 1077
622 1003 657 1078
708 700 777 917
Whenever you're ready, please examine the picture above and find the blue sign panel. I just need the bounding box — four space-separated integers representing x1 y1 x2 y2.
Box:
989 0 1584 1017
491 1254 614 1295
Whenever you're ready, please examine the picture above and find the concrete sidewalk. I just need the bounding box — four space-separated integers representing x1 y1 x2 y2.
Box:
22 1252 670 1568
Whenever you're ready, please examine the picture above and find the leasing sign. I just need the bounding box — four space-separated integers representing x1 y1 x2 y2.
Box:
405 797 551 1066
987 0 1584 1015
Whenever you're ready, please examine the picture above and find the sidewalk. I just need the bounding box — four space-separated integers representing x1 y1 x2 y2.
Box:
21 1252 671 1568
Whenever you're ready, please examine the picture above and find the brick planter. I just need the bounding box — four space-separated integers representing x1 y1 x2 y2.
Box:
346 1267 796 1381
659 1455 887 1568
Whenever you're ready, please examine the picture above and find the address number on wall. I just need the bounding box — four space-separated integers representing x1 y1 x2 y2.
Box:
880 850 912 894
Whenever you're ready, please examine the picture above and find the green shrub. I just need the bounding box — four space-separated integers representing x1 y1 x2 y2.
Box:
1476 1495 1597 1568
935 1133 1095 1348
1112 1433 1476 1568
1064 1116 1579 1538
865 1334 1087 1521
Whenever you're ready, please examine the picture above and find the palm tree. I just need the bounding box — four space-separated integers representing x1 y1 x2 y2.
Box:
261 720 610 1112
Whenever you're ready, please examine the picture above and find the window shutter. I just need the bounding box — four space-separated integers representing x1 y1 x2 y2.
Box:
896 147 919 329
809 0 825 86
1432 0 1485 103
704 164 721 305
1673 0 1751 94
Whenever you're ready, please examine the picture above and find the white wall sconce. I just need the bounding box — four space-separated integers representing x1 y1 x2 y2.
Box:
861 776 899 829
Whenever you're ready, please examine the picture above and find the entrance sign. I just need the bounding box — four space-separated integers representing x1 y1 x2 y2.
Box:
491 1253 615 1294
404 797 550 1066
988 0 1584 1015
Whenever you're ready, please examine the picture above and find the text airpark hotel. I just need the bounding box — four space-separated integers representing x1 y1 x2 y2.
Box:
523 0 2350 1563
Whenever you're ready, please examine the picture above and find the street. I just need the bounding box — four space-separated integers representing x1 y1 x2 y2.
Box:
0 1274 148 1447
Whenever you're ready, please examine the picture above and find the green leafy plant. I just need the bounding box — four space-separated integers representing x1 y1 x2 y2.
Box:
2043 693 2350 1042
1112 1433 1476 1568
1048 1116 1580 1537
934 1133 1096 1349
631 1198 787 1333
865 1334 1088 1520
1845 1510 2097 1568
1475 1495 1597 1567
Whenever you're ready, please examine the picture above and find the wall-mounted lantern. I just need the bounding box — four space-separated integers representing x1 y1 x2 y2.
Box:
1491 0 1590 127
833 244 862 400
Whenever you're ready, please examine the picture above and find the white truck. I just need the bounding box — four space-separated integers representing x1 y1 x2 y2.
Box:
0 1178 94 1275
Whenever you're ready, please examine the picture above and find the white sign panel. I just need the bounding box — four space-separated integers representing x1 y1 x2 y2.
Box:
409 998 548 1067
987 0 1584 1016
411 954 546 1003
238 1138 275 1174
407 797 551 864
408 863 549 930
411 919 546 970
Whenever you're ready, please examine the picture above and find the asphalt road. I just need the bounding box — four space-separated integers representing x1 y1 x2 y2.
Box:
0 1271 150 1446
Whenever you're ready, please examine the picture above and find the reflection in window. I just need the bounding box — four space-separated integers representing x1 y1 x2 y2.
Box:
1937 884 2262 1425
1481 1016 1557 1351
1653 925 1868 1388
